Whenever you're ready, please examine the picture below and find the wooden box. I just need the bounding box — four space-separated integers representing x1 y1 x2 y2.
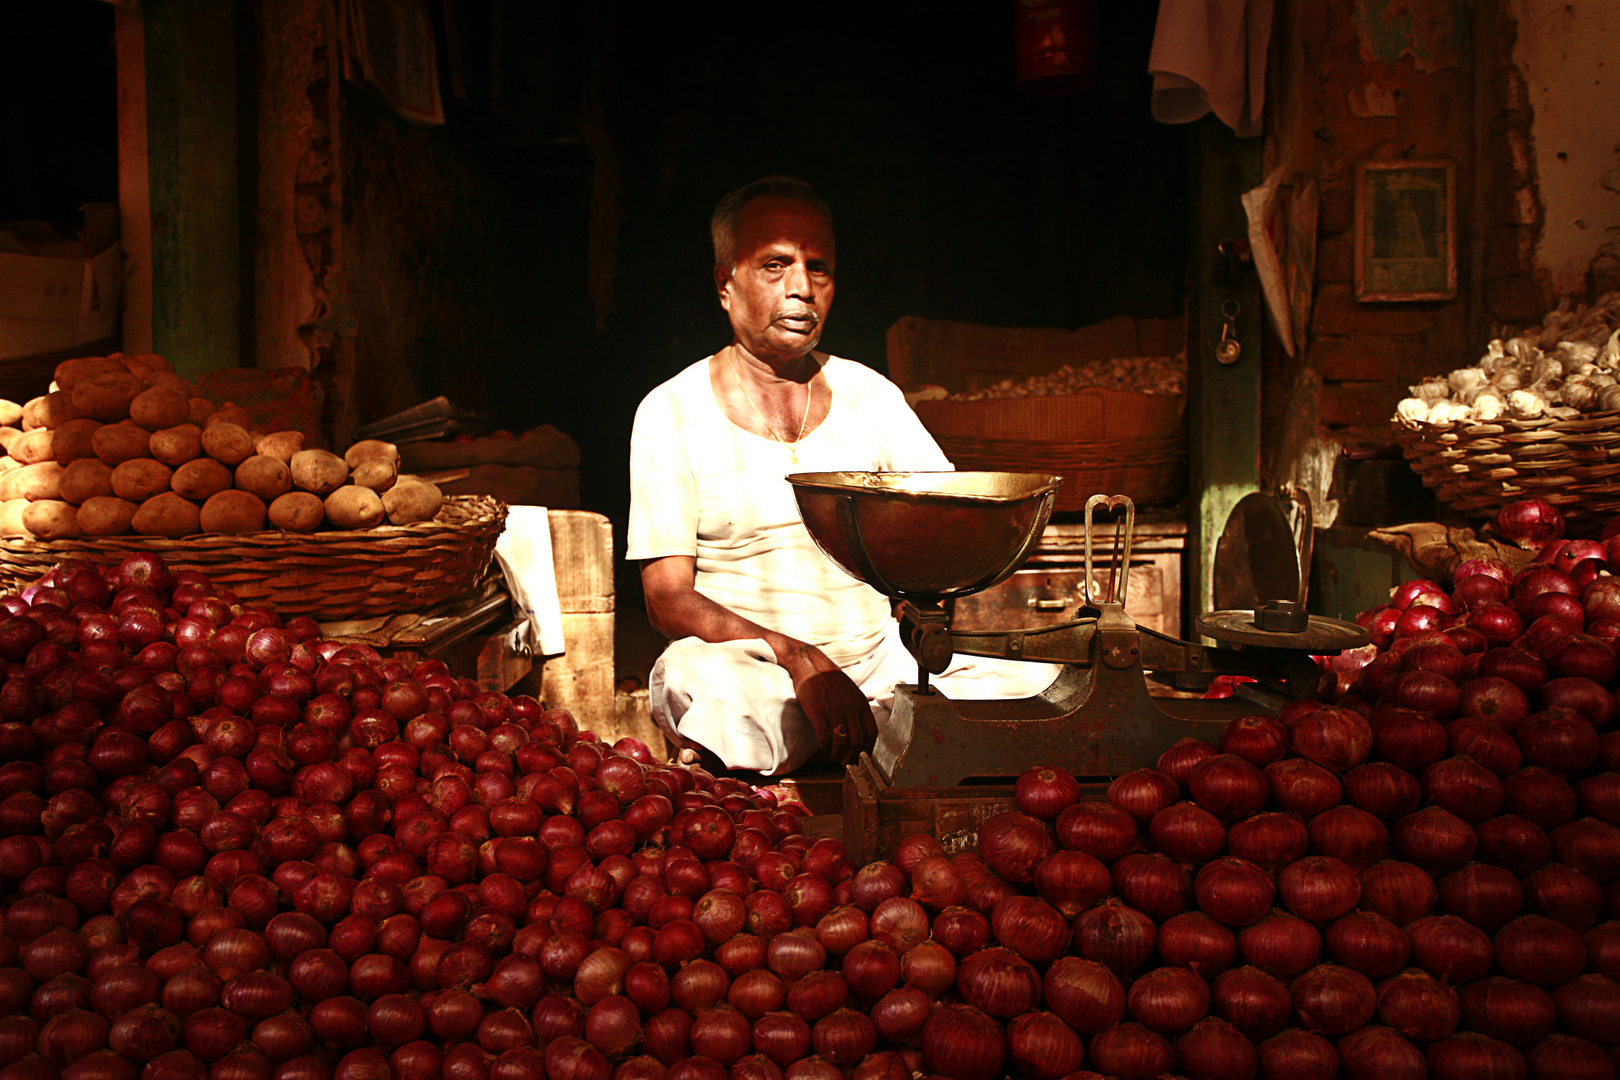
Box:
537 510 616 732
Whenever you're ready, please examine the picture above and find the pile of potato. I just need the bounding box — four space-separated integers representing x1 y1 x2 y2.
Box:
0 352 445 541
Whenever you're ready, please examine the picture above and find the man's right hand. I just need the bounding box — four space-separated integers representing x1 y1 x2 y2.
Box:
780 642 877 766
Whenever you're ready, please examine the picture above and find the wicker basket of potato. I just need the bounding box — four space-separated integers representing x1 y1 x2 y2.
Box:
0 355 509 618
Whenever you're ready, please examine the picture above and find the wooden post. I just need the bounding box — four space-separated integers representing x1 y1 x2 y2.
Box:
114 4 152 355
140 0 242 379
1187 118 1264 631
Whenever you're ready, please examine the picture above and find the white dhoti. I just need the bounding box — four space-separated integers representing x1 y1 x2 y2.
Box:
650 620 1061 775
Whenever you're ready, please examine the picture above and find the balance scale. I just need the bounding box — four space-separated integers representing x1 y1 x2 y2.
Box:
786 472 1369 791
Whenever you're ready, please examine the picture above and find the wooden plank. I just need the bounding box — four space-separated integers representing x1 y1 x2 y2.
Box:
540 610 614 733
549 510 613 613
1189 117 1263 631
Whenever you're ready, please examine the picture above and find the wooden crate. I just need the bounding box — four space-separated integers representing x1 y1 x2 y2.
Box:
536 510 616 732
842 755 1108 865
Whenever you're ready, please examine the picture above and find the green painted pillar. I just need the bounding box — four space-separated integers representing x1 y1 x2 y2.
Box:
143 0 240 379
1187 118 1263 633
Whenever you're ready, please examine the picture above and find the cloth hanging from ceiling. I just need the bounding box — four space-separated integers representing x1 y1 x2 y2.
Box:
1148 0 1274 138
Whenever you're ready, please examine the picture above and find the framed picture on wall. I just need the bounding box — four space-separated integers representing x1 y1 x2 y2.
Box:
1355 159 1457 302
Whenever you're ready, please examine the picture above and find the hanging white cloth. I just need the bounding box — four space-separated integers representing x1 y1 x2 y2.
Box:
1148 0 1274 138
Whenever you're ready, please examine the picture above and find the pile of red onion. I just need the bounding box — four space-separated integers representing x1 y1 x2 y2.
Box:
1 502 1618 1080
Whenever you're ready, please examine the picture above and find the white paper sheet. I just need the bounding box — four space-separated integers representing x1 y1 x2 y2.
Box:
494 506 566 659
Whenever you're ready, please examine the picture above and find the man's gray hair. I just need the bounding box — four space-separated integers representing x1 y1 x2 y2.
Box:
710 176 832 270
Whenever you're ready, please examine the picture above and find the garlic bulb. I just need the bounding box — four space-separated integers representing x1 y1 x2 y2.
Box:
1562 375 1600 411
1448 367 1486 393
1474 393 1506 421
1495 370 1523 392
1396 397 1432 423
1413 378 1451 402
1509 390 1548 419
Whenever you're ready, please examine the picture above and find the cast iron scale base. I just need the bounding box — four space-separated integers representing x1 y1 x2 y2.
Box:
785 473 1367 861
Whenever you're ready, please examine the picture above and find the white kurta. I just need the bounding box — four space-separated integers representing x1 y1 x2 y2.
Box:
628 354 1057 774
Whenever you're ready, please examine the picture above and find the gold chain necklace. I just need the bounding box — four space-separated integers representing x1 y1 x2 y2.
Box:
729 349 814 465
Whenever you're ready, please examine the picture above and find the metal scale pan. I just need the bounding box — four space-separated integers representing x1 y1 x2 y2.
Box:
788 472 1367 788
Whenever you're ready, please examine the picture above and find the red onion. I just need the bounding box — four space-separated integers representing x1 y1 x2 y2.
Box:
1042 955 1126 1034
1111 853 1192 922
1338 1025 1428 1080
1376 967 1460 1042
1087 1021 1173 1080
1458 978 1557 1047
1523 1035 1612 1080
1149 801 1226 866
1264 758 1342 818
1209 965 1291 1043
976 812 1054 885
1225 814 1309 877
869 986 930 1045
809 1009 874 1068
1126 965 1210 1033
1015 766 1082 821
1107 769 1181 824
919 1005 1004 1080
1055 801 1141 864
1406 914 1494 984
1235 910 1320 980
1426 1034 1527 1080
1174 1016 1256 1080
956 946 1041 1020
1254 1028 1337 1080
1193 857 1274 928
1188 754 1269 821
750 1012 809 1070
1494 913 1587 985
1547 973 1620 1044
1156 911 1236 978
868 897 929 955
1005 1011 1085 1080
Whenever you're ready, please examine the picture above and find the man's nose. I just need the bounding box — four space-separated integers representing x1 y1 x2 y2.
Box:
783 259 814 298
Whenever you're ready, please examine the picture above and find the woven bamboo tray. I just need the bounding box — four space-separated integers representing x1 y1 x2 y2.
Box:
1392 411 1620 532
0 495 508 620
935 433 1188 512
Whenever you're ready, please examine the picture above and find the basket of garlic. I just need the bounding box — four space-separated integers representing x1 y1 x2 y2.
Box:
1390 290 1620 530
911 356 1188 512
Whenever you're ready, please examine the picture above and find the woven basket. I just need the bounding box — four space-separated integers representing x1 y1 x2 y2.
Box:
0 495 508 620
934 433 1187 512
1392 412 1620 532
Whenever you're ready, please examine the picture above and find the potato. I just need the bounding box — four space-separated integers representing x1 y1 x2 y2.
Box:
14 463 65 502
201 422 254 467
131 353 174 373
268 491 324 533
0 428 20 455
53 356 126 391
0 401 23 427
77 496 138 537
149 425 202 467
130 387 191 431
344 439 400 470
234 455 293 502
0 457 16 471
200 489 268 535
35 391 81 430
92 422 152 466
205 403 254 430
350 457 397 493
0 499 27 536
8 430 53 466
170 458 233 502
19 397 43 431
111 458 174 503
188 397 216 425
71 372 147 422
21 500 80 540
381 479 444 525
132 492 200 538
324 485 385 530
59 459 115 505
291 449 349 496
52 419 101 466
256 430 304 463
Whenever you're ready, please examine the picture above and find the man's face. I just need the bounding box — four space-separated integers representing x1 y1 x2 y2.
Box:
716 196 835 365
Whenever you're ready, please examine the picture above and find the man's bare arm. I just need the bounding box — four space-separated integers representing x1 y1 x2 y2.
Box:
640 555 876 764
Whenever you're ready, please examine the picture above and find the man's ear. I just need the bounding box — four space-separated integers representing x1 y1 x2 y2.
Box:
714 264 733 310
